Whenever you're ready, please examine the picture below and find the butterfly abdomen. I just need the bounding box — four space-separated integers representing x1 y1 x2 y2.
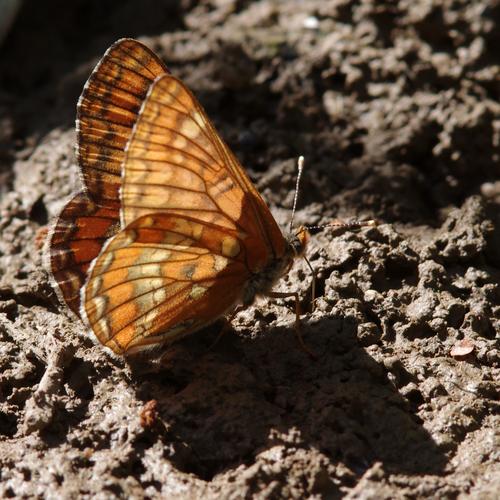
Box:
241 252 295 306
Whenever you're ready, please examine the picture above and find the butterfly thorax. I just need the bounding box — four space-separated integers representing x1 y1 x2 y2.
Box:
241 227 309 306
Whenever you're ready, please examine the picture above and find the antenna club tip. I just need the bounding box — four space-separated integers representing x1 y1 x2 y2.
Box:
298 155 304 169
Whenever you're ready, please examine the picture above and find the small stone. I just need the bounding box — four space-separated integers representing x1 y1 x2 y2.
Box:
450 338 475 358
406 291 437 322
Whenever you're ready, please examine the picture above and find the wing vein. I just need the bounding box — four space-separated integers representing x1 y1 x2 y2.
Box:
132 120 224 170
118 46 165 79
142 97 218 148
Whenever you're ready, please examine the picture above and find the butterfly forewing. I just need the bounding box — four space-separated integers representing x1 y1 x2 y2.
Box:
49 39 168 317
121 74 287 271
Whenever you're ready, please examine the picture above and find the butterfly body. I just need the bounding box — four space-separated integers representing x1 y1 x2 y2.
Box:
48 38 308 356
241 230 308 306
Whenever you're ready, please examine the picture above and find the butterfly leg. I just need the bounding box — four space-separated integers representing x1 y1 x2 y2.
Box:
267 291 317 359
208 305 246 351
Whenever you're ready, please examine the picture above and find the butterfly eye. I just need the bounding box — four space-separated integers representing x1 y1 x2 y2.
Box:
289 226 309 257
296 226 309 249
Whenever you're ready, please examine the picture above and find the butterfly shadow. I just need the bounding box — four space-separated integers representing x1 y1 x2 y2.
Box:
130 311 448 489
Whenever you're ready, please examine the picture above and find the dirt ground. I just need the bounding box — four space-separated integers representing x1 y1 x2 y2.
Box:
0 0 499 498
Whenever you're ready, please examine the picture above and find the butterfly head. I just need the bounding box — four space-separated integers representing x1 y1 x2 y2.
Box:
288 225 309 258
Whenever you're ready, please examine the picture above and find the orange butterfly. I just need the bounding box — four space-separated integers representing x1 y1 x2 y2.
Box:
48 38 310 356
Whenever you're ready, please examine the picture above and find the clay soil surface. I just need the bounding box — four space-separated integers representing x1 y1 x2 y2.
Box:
0 1 499 498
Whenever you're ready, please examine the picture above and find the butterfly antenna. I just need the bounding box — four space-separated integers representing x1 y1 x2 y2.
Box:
289 155 305 233
304 219 377 231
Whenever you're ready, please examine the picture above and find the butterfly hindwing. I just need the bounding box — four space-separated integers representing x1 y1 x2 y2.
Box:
81 213 250 355
48 193 119 316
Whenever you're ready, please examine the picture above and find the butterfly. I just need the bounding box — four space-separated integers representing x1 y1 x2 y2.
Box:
47 38 312 357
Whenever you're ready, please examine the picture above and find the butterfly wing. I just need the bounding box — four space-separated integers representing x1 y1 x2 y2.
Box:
49 193 118 315
121 73 287 271
48 39 168 316
81 213 250 355
77 38 168 202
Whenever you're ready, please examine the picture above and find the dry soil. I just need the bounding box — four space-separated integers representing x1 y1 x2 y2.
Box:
0 1 499 498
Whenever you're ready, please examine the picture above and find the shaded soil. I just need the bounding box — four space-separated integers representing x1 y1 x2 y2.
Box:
0 1 499 498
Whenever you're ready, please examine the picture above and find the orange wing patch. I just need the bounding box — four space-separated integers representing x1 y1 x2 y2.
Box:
121 75 244 228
